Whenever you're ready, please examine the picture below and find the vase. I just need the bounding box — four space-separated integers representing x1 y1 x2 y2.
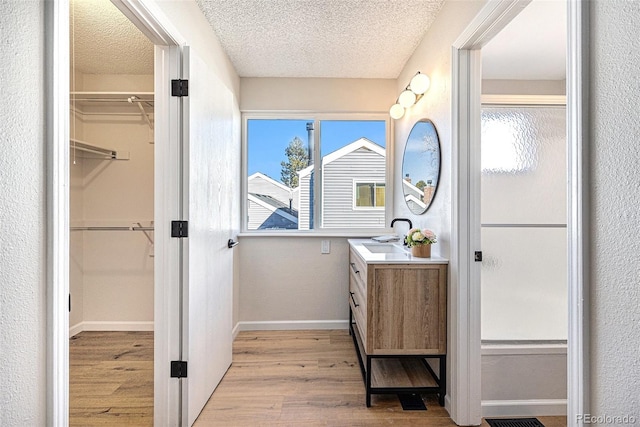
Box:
411 244 432 258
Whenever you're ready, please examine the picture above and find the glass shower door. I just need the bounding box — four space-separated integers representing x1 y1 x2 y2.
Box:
480 105 567 341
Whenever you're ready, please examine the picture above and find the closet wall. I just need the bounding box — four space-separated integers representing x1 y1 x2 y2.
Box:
70 71 155 335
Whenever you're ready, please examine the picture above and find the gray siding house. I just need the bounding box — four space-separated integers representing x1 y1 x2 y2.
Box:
298 138 385 229
247 172 299 229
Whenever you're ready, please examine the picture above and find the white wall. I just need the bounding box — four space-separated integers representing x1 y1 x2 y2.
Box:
241 77 395 112
393 0 487 259
590 0 640 417
482 79 565 95
238 237 349 326
0 2 47 425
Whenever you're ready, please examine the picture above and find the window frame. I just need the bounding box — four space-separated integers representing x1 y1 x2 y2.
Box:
352 180 386 210
241 112 393 235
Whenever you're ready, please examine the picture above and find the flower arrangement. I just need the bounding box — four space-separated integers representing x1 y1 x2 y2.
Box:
405 228 437 247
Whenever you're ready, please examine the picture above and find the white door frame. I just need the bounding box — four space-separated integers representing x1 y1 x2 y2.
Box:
46 0 70 424
450 0 590 425
48 0 186 425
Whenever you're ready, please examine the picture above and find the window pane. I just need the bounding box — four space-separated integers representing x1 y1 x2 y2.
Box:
320 120 386 228
245 118 387 231
247 119 313 230
355 183 374 207
375 184 385 207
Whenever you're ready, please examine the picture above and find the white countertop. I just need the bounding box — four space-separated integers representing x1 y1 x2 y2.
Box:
348 239 449 264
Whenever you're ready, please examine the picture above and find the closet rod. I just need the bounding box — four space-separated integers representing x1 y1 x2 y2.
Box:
70 226 154 231
70 139 117 159
71 108 144 117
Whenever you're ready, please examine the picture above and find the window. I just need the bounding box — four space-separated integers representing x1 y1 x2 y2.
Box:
245 116 389 231
354 182 385 208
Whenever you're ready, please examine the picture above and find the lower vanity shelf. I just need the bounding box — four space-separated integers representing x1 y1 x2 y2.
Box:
350 312 446 407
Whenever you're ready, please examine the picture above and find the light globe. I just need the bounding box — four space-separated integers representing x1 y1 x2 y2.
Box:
389 103 405 120
398 90 417 108
410 73 430 95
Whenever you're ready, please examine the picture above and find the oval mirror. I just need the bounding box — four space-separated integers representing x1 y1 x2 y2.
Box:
401 119 441 214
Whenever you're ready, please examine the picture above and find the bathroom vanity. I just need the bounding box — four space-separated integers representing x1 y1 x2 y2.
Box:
347 239 448 407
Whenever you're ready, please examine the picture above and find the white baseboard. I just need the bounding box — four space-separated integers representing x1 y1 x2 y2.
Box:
232 322 240 340
69 322 84 337
482 399 567 417
236 320 349 332
69 321 154 335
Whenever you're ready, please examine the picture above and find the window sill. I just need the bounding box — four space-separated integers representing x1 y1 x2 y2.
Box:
238 229 394 238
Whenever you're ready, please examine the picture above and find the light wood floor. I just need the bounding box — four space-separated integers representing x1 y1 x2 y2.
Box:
69 329 566 426
196 329 453 426
69 331 153 426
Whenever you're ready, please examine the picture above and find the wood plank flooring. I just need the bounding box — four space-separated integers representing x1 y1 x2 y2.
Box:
69 331 153 426
194 330 456 426
69 329 567 427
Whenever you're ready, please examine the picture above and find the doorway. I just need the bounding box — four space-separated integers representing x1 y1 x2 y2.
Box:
478 0 568 416
53 1 238 425
450 0 589 424
69 0 155 423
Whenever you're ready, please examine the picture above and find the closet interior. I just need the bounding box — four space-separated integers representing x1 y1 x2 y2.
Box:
69 0 156 422
69 84 155 334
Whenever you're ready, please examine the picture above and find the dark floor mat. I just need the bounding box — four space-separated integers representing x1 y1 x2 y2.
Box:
486 418 545 427
397 393 427 410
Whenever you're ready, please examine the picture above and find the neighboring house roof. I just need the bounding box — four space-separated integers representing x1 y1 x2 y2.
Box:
404 194 427 210
248 193 298 229
402 179 423 199
402 179 427 210
248 172 292 193
298 137 385 178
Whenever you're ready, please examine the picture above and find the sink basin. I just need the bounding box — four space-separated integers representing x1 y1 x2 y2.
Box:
361 243 408 254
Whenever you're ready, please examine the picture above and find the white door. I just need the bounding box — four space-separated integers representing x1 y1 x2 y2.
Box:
180 46 235 426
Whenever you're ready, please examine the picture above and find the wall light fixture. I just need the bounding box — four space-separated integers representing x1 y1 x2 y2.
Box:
389 72 430 120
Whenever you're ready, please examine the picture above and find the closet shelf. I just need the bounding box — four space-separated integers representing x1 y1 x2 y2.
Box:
70 91 154 127
71 91 154 108
70 138 128 160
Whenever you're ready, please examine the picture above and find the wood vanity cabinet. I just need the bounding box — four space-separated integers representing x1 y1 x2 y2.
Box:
348 247 447 407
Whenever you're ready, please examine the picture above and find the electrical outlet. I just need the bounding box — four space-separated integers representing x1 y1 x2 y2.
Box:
321 240 331 254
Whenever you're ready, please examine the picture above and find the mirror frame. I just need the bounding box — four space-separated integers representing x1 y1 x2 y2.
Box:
401 119 441 215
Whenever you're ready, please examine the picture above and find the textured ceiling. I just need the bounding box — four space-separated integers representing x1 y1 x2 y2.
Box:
195 0 445 78
70 0 564 81
70 0 153 75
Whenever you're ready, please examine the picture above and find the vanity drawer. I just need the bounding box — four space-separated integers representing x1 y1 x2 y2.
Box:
349 249 367 292
349 274 367 345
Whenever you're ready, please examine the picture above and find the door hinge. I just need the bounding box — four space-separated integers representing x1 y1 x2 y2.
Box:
171 79 189 97
474 251 483 262
171 220 189 238
171 361 188 378
69 294 71 312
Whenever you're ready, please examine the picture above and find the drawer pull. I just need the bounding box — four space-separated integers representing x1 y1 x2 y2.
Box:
349 291 360 307
350 262 360 274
